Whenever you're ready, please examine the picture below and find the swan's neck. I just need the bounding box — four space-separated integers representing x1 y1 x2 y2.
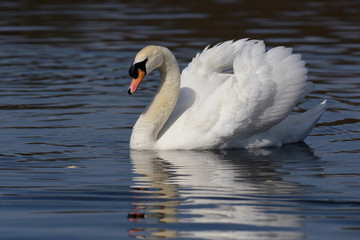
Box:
130 48 180 150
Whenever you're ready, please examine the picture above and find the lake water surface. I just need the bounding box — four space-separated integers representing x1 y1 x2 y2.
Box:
1 0 360 239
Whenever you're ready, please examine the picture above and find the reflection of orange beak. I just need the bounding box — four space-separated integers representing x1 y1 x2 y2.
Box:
128 68 145 95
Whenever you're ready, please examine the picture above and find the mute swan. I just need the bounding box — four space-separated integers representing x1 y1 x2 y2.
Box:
128 39 326 150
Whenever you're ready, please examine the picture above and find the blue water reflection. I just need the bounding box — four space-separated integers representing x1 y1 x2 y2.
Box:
128 143 337 239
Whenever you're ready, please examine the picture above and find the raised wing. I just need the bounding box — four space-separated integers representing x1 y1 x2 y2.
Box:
157 39 310 149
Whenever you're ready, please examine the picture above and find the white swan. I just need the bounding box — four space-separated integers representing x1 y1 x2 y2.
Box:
128 39 326 150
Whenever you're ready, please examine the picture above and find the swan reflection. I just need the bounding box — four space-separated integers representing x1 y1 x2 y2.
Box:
128 143 319 239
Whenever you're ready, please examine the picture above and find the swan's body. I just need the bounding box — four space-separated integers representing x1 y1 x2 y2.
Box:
128 39 326 150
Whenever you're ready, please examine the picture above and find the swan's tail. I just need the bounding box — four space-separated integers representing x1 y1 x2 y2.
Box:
275 100 327 144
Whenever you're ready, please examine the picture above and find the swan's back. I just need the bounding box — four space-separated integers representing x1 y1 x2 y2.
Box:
156 39 325 149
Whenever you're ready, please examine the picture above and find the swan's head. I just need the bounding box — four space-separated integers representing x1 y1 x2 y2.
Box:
128 45 164 95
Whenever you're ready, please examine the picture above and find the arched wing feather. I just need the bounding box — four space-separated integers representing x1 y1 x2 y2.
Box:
157 39 311 149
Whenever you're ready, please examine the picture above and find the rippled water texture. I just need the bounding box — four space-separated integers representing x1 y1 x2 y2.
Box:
1 0 359 239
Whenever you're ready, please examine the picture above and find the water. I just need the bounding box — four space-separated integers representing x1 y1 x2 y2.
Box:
0 0 359 239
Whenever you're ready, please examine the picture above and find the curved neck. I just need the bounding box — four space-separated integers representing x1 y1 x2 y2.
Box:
130 48 180 150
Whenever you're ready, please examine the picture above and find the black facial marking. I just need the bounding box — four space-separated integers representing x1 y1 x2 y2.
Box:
128 64 138 79
129 58 148 78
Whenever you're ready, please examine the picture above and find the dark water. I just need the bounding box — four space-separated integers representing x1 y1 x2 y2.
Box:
1 0 360 239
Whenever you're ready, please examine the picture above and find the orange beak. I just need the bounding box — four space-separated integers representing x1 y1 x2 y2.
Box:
128 68 145 95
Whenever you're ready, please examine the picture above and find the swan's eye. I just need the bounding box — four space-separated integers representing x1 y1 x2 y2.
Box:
129 58 148 78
